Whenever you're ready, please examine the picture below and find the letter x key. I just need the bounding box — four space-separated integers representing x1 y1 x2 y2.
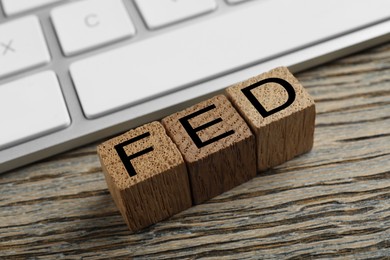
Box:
1 39 15 55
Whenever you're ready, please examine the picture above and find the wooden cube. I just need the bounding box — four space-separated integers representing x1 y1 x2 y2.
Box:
162 95 256 205
97 121 192 232
226 67 316 171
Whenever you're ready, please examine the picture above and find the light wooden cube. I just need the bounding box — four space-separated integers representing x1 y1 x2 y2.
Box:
97 121 192 232
162 95 256 205
226 67 316 171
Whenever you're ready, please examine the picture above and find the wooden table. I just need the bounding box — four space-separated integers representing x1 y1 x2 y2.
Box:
1 43 390 259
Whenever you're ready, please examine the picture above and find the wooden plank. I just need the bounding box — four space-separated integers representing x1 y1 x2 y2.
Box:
0 43 389 259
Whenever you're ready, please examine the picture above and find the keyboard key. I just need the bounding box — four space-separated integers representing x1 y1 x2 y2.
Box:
0 16 50 79
51 0 135 56
70 0 390 119
0 71 70 150
1 0 63 16
134 0 217 29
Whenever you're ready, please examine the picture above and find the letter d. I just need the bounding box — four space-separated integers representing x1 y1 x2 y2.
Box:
241 77 296 118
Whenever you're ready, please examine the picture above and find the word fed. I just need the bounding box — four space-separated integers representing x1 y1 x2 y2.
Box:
97 67 316 232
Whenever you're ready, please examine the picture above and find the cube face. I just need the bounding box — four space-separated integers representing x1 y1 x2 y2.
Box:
162 95 256 204
226 67 316 171
97 121 192 232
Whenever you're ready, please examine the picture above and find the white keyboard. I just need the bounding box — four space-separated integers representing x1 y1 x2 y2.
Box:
0 0 389 173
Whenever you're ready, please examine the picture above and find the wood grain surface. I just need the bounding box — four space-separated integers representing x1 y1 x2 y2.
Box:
1 42 390 259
